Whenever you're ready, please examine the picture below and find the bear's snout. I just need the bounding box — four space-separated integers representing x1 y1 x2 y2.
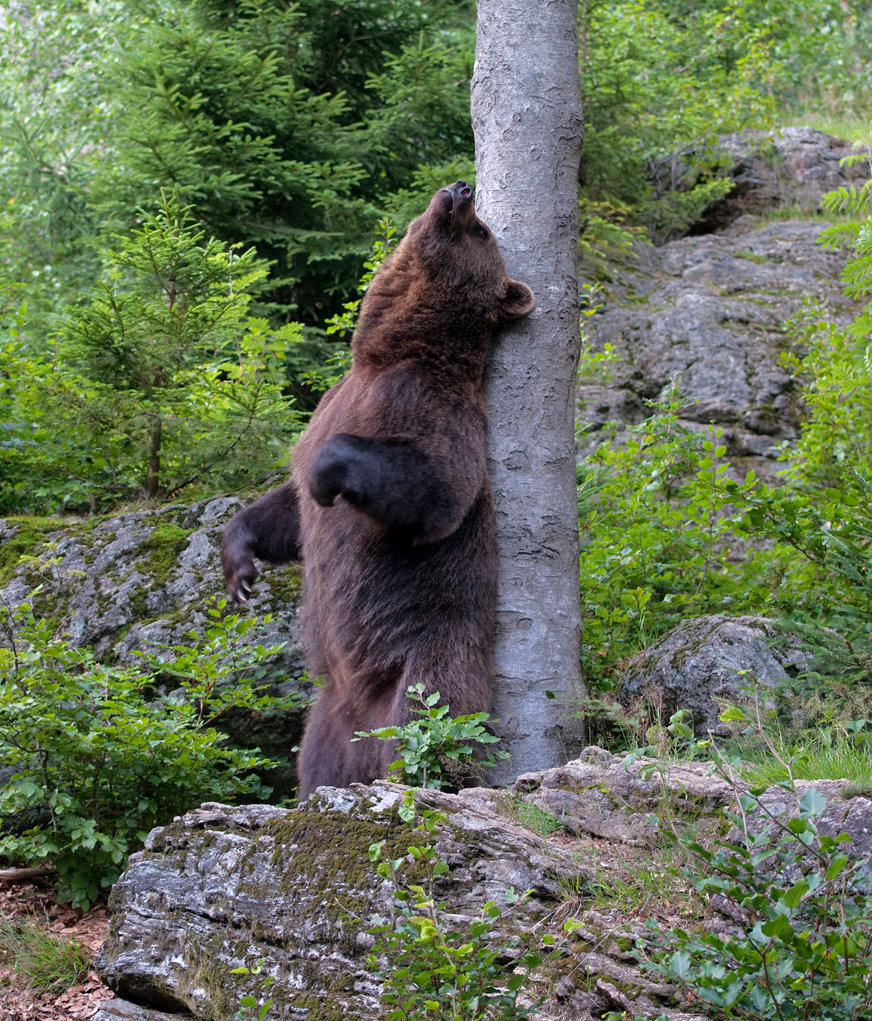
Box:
450 180 473 202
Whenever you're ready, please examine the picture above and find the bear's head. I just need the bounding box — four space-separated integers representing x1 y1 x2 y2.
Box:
404 181 535 324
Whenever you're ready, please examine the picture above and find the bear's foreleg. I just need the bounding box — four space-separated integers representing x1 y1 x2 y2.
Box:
222 481 301 602
307 432 477 545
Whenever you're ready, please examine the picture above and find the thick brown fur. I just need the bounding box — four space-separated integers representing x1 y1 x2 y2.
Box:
222 182 534 799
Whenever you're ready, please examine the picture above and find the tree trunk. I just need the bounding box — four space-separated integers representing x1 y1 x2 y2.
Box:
146 415 162 498
471 0 586 781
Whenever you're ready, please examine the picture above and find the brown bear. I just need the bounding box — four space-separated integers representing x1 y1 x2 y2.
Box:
221 181 534 799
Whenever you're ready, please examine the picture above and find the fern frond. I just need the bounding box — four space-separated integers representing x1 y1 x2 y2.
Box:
821 181 872 218
818 221 860 252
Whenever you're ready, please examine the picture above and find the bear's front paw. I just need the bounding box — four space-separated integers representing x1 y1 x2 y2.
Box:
309 435 366 508
222 518 259 602
223 553 258 603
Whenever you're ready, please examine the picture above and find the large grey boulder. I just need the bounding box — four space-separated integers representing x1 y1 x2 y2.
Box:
619 615 810 736
96 752 872 1020
96 775 711 1021
701 126 870 231
97 785 583 1020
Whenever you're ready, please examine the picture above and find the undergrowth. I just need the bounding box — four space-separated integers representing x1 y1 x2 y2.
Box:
0 914 90 992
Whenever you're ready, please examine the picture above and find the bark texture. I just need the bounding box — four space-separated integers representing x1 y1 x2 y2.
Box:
471 0 586 780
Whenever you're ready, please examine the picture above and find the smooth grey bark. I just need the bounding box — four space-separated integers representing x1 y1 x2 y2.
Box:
471 0 586 781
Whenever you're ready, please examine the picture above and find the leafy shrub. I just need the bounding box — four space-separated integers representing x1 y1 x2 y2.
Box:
579 0 778 240
578 386 775 690
232 959 275 1021
645 782 872 1019
0 597 300 908
354 684 508 790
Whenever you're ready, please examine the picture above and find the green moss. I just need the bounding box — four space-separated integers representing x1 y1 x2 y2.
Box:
734 250 770 264
262 562 304 604
263 807 418 915
0 516 68 586
140 522 193 585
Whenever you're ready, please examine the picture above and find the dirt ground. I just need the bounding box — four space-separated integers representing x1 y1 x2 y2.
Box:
0 877 113 1021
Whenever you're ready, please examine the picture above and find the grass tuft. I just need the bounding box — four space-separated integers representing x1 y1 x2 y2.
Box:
0 915 91 992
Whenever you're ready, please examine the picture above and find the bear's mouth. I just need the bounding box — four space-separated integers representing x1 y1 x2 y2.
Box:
440 180 473 233
444 180 473 208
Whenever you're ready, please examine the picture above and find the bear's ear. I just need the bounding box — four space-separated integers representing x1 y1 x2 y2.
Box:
498 279 535 321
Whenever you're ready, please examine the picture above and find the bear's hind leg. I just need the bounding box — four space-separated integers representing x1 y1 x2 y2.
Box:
296 685 393 799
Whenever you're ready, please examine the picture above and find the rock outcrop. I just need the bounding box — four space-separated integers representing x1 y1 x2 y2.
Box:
0 498 310 794
97 784 589 1021
0 497 300 670
579 128 867 484
96 750 872 1021
701 126 870 232
578 218 859 482
619 615 811 737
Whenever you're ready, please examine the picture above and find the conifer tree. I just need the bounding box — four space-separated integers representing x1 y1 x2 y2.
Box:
4 197 299 511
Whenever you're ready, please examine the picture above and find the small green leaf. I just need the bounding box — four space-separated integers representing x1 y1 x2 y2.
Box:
799 787 827 818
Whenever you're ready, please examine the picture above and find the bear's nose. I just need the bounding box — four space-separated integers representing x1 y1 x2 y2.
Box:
452 180 473 201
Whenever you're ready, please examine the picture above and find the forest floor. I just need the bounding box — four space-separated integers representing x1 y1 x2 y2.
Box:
0 878 113 1021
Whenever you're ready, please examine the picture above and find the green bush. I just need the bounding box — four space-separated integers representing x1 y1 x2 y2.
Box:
578 386 776 690
354 684 507 791
0 596 300 909
644 781 872 1019
1 196 300 513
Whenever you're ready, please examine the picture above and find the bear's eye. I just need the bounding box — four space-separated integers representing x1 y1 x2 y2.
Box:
476 226 490 240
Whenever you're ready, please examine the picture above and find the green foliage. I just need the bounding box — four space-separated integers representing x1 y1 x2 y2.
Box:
621 708 711 765
0 0 129 341
306 216 400 393
579 0 777 239
578 383 872 694
786 171 872 488
1 196 300 512
354 684 508 791
0 914 91 992
0 1 476 337
92 0 367 320
645 778 872 1018
578 387 773 689
367 789 561 1020
760 0 872 114
2 0 870 346
579 1 872 245
0 596 297 909
324 219 399 342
